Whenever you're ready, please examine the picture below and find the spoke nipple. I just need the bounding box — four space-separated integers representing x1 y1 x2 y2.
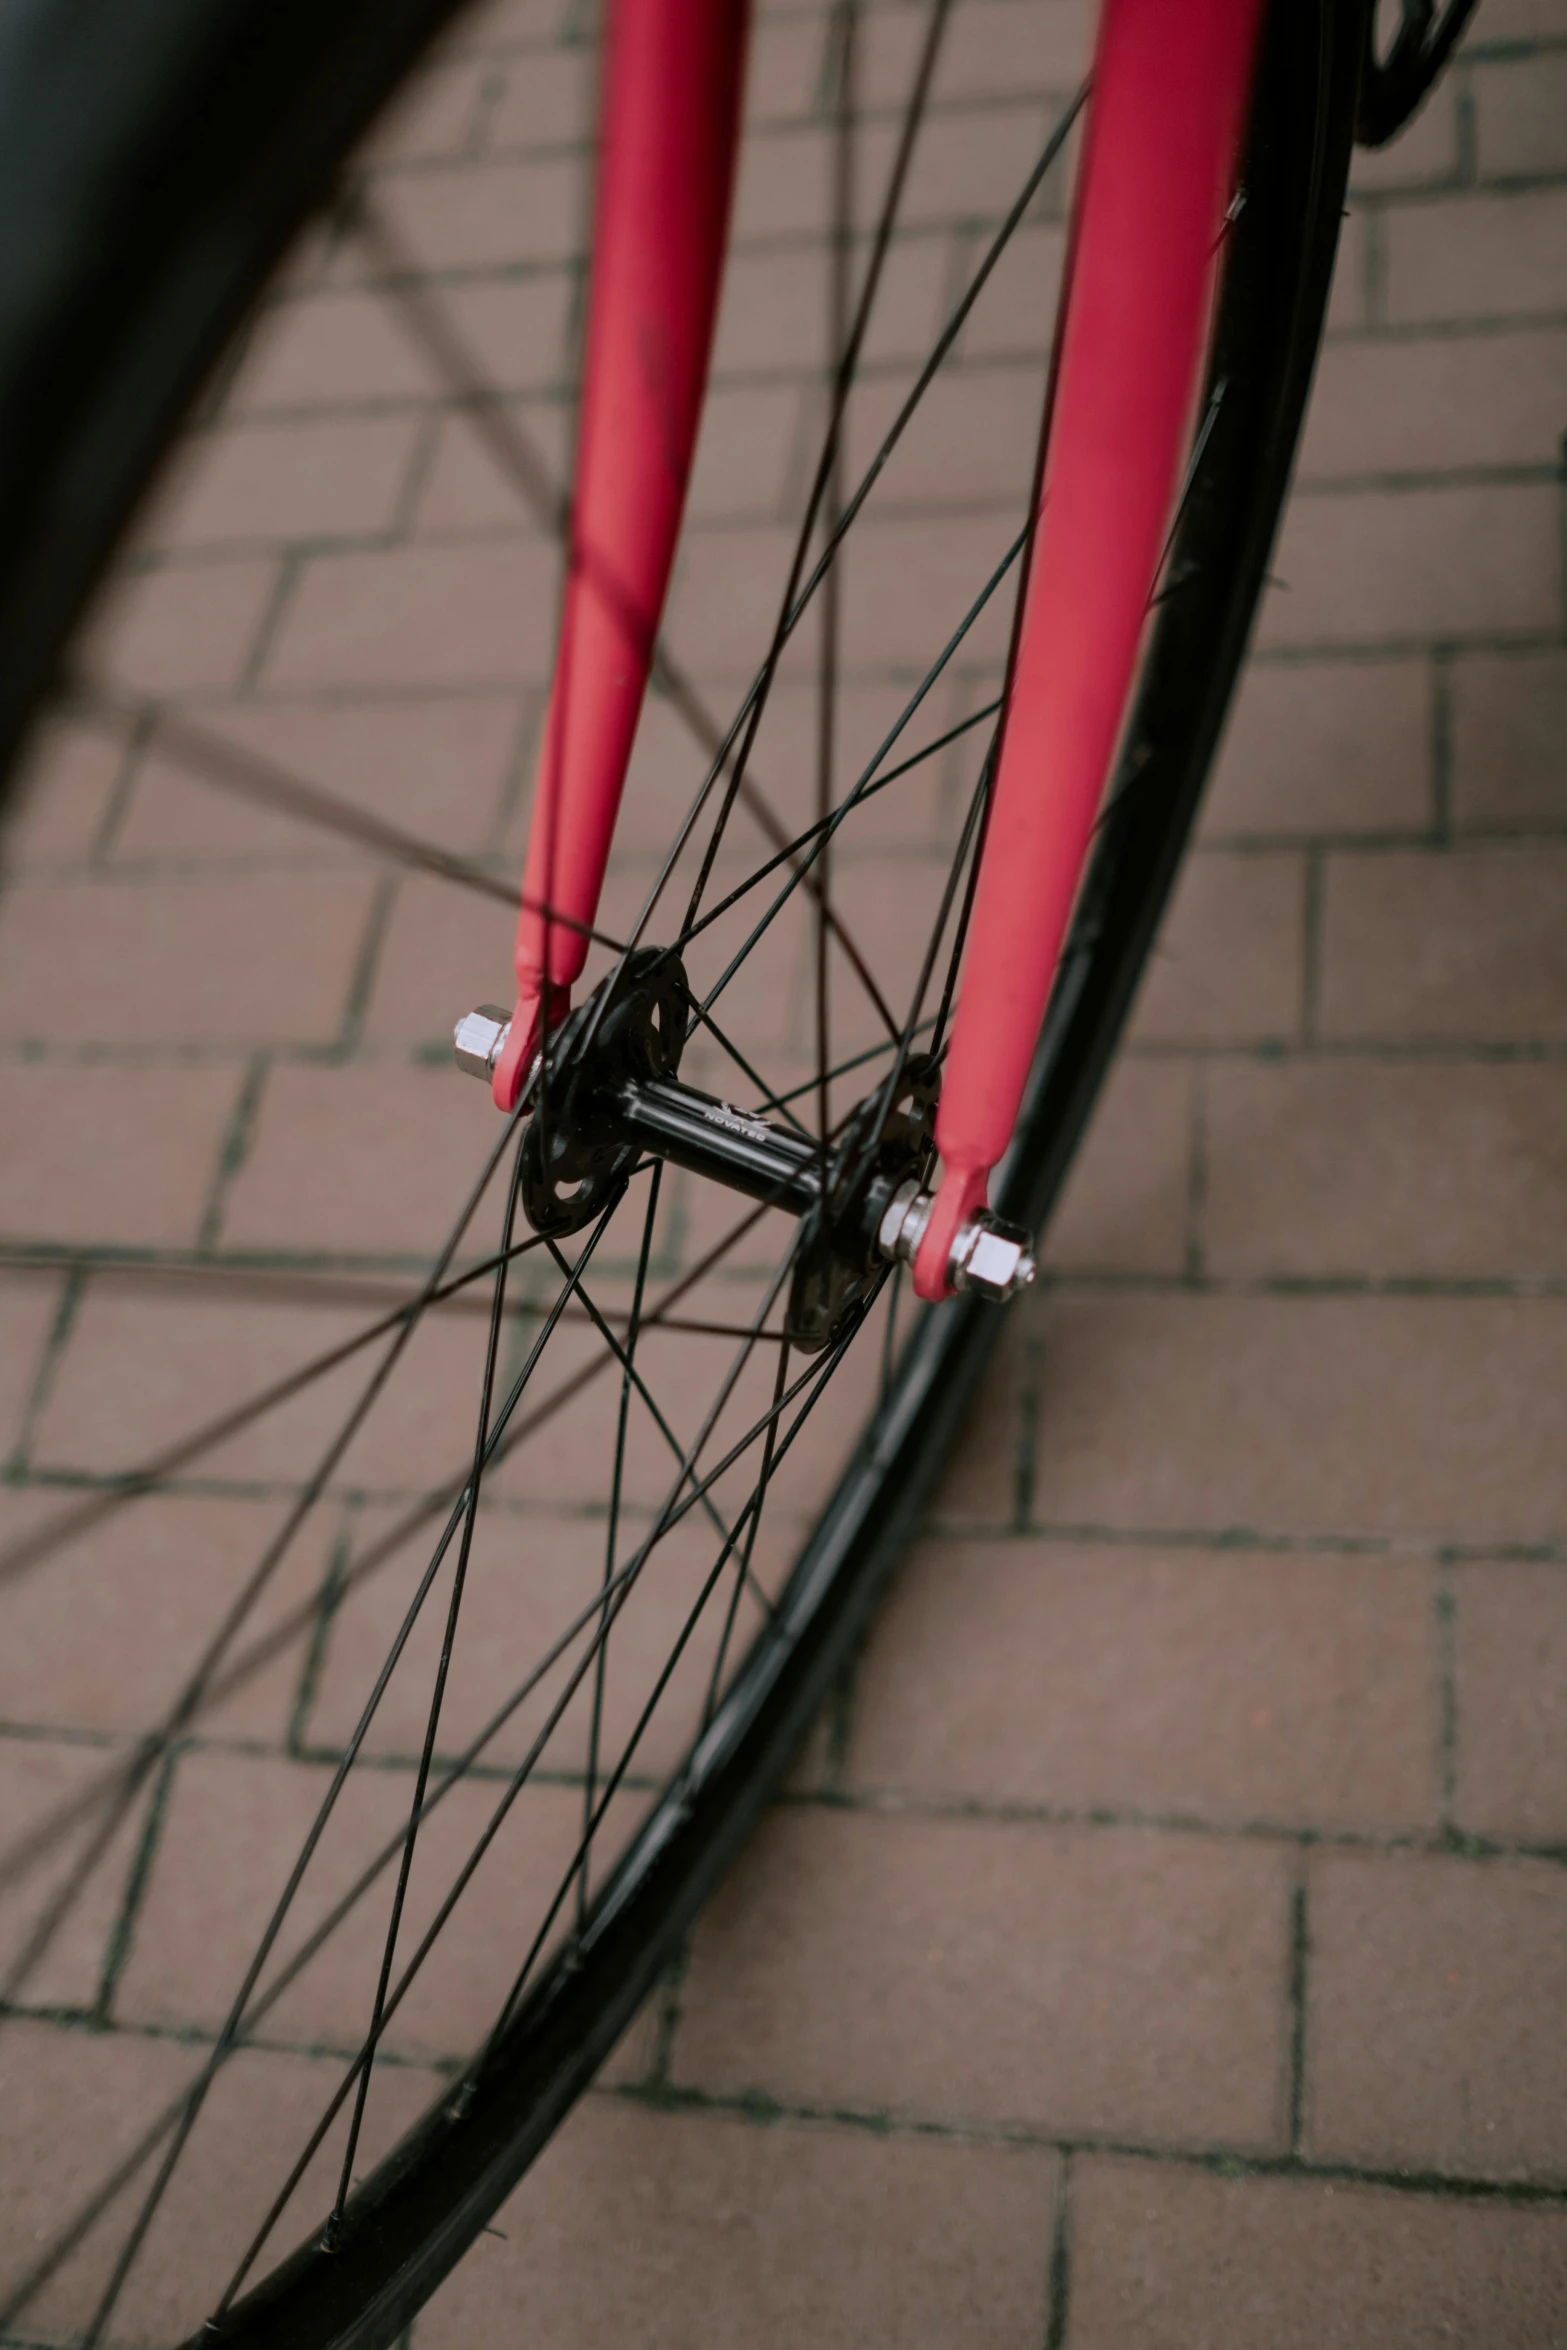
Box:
453 1003 511 1081
950 1210 1036 1303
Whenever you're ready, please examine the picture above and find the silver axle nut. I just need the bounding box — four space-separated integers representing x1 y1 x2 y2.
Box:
878 1181 1035 1302
949 1210 1036 1302
453 1004 511 1081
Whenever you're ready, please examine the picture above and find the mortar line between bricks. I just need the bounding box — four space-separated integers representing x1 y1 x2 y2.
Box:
1042 2150 1071 2350
14 1034 1567 1079
1182 1058 1207 1282
1435 1563 1460 1830
15 1455 1565 1566
287 1511 352 1758
1299 844 1323 1046
777 1786 1567 1867
5 1719 1564 1867
335 873 399 1058
1454 60 1478 189
94 1741 179 2026
7 1267 86 1481
238 551 304 693
86 708 154 868
1431 642 1454 843
1286 1864 1309 2157
608 2082 1567 2202
195 1052 271 1255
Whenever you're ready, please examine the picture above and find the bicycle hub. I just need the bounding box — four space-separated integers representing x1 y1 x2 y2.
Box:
454 950 1034 1346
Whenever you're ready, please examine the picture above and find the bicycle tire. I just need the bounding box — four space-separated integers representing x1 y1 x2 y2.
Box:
0 1 1364 2341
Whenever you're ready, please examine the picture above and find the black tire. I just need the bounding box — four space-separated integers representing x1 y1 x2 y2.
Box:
0 1 1366 2342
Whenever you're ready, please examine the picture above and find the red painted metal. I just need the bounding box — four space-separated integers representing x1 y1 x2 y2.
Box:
912 0 1264 1297
491 0 750 1111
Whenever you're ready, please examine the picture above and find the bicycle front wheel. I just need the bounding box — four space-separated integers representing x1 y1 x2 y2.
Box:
0 0 1360 2340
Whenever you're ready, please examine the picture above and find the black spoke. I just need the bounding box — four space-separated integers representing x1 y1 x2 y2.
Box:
349 192 898 1046
673 0 953 942
76 1182 621 2342
580 1164 661 1926
693 523 1031 1029
0 1112 524 2018
815 0 858 1156
327 1137 528 2238
68 686 627 951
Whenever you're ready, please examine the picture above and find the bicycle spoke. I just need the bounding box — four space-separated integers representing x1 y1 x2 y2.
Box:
682 696 1003 949
349 193 897 1045
76 1185 620 2341
547 1242 776 1621
703 1335 790 1731
673 0 952 939
327 1139 528 2238
814 1 858 1154
693 523 1031 1028
0 1111 524 2018
66 686 627 952
217 1266 837 2314
580 1164 660 1927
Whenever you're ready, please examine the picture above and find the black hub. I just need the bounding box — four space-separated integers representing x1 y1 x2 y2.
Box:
521 948 938 1350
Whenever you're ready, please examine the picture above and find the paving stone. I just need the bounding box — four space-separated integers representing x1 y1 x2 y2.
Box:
1306 1845 1567 2180
0 1485 327 1746
1319 844 1567 1041
29 1284 374 1487
407 400 571 535
217 1060 508 1260
139 415 424 553
1201 1060 1567 1279
115 1744 632 2067
264 538 561 691
847 1537 1436 1831
1296 325 1567 478
675 1807 1294 2149
1126 849 1305 1046
1042 1057 1192 1276
1068 2153 1567 2350
0 872 377 1048
1450 647 1567 831
1473 50 1567 176
484 47 593 151
0 1060 240 1251
374 157 581 272
1385 184 1567 325
418 2096 1060 2350
361 872 519 1047
1452 1561 1567 1844
0 1274 61 1458
0 717 125 865
1258 481 1563 650
112 691 523 862
81 558 281 696
1202 656 1432 839
0 1712 152 2014
1023 1292 1567 1543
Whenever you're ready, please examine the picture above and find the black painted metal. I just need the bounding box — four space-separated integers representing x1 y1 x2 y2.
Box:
614 1077 822 1216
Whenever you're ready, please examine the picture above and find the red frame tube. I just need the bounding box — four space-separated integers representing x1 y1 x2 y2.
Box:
913 0 1262 1296
502 0 1262 1304
491 0 750 1111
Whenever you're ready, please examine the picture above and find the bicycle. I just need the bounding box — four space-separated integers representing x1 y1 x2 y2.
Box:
0 0 1473 2340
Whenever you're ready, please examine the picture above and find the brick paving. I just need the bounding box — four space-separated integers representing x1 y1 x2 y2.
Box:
0 0 1565 2342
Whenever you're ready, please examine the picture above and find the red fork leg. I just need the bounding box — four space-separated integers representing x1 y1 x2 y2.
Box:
491 0 751 1112
913 0 1264 1298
